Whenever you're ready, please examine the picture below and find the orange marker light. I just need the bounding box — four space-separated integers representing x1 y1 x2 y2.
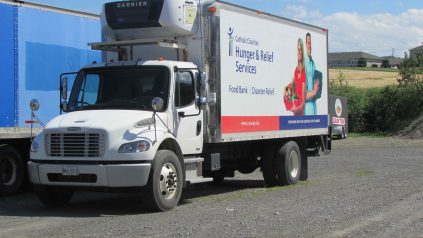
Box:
208 7 217 13
159 57 164 61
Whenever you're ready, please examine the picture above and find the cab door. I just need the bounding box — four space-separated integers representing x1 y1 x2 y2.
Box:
174 70 203 154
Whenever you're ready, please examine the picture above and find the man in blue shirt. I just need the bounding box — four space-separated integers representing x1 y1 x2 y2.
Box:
305 33 319 115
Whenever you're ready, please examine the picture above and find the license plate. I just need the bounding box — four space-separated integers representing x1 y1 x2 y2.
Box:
62 166 79 176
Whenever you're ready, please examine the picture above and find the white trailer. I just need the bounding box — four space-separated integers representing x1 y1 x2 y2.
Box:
28 0 331 211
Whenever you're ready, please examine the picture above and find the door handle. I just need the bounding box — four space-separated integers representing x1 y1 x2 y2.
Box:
196 120 202 136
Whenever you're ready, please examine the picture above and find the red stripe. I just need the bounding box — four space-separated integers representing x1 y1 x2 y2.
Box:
221 116 279 134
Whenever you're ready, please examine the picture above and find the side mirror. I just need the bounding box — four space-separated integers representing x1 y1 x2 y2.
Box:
61 77 68 100
60 101 68 113
197 72 206 92
29 99 40 112
151 97 164 112
197 71 207 109
196 97 207 109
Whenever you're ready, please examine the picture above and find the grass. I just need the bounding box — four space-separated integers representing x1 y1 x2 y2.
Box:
199 180 318 203
354 170 374 177
348 132 390 138
329 68 399 88
331 67 399 73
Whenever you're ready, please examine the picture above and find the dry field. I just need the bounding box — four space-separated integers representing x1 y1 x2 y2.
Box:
329 68 400 88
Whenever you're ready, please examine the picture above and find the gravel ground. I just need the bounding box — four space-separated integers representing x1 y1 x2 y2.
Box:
0 136 422 238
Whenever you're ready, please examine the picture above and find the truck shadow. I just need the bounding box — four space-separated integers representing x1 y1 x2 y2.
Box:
0 179 265 217
182 179 265 201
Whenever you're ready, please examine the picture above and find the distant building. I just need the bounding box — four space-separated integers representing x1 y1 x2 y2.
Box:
410 44 423 58
382 56 404 68
329 52 383 67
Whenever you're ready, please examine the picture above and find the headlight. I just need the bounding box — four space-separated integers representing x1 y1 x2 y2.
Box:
118 140 150 153
30 141 39 153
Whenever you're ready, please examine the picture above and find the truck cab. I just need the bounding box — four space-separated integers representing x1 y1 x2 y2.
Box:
29 59 206 210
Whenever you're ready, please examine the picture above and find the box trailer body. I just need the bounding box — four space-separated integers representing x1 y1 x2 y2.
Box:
98 0 330 143
0 0 101 195
28 0 331 211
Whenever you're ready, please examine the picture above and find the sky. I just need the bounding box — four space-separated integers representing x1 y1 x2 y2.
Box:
26 0 423 57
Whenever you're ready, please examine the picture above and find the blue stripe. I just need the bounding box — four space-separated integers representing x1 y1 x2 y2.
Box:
280 115 328 130
0 3 15 127
13 5 19 126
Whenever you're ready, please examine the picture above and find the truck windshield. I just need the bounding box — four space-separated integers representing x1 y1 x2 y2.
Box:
67 66 169 112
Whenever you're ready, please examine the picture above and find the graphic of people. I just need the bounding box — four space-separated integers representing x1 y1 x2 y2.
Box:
304 32 320 115
284 38 306 116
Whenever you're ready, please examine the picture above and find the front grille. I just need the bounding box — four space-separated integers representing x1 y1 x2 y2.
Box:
46 133 106 157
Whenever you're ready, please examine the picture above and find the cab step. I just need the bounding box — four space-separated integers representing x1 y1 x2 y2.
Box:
184 157 213 185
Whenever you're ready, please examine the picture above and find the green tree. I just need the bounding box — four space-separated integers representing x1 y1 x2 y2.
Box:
382 59 390 68
329 72 349 95
357 57 367 67
397 55 423 92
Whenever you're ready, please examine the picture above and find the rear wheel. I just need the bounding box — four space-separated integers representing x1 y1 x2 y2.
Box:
341 127 347 139
34 186 74 207
0 145 24 195
144 150 183 212
275 141 301 185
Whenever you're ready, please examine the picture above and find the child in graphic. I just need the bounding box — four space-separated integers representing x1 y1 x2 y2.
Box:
304 32 320 115
284 38 306 116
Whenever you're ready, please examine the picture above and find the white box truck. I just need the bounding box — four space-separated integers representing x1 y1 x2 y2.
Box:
28 0 331 211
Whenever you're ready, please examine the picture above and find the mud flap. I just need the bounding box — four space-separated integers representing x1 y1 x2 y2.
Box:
299 139 308 181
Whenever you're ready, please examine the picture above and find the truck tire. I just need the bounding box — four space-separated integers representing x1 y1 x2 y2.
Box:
261 146 278 187
144 150 183 212
275 141 301 186
34 186 74 207
341 127 346 139
0 145 24 195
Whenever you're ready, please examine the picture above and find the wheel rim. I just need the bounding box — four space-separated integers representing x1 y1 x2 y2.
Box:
288 150 299 178
0 156 17 186
159 162 178 200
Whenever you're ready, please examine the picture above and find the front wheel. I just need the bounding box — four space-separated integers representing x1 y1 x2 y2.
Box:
144 150 183 212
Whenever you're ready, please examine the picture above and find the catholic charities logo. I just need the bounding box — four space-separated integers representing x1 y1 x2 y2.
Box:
228 27 234 56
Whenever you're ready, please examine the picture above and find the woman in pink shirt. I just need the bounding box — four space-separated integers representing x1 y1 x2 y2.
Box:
284 38 306 116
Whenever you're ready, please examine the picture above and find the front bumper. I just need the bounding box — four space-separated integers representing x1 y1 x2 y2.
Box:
28 161 151 187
